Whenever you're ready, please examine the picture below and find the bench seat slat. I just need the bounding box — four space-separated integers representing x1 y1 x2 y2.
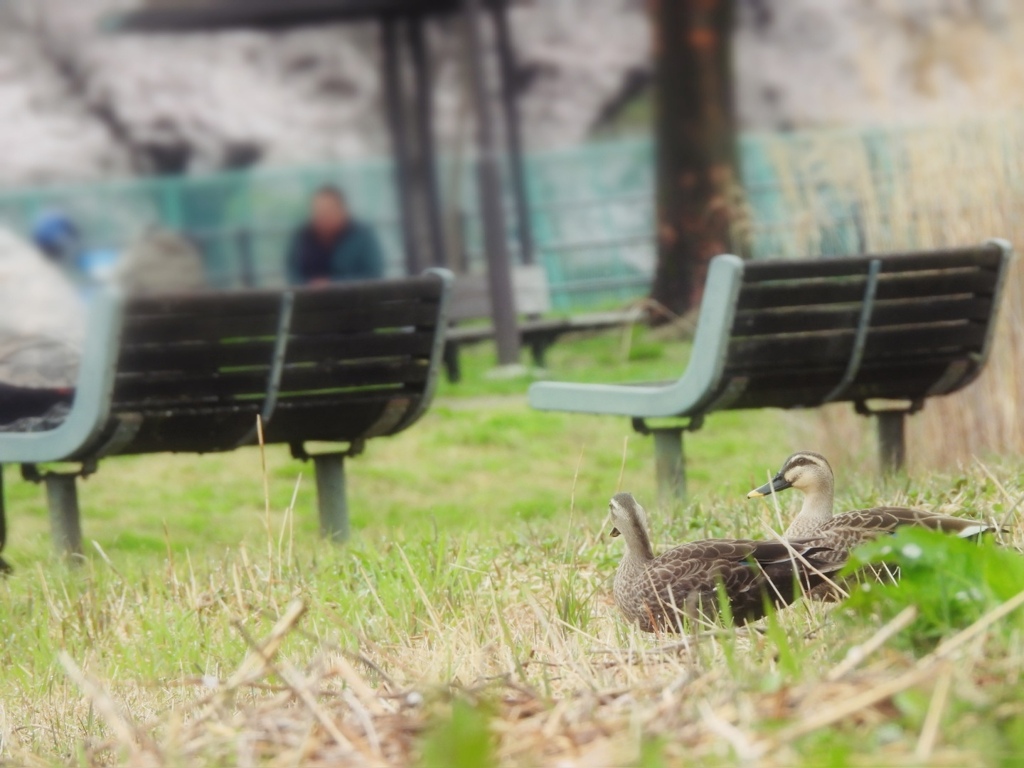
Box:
127 292 280 317
113 360 429 405
118 332 435 373
726 356 961 390
277 363 429 394
292 280 443 310
732 296 993 336
263 398 419 443
728 377 955 409
111 391 410 418
110 394 419 454
741 244 1003 282
724 358 969 407
124 313 279 343
289 305 439 335
737 268 998 311
447 311 638 345
123 302 440 345
726 323 987 370
126 278 443 317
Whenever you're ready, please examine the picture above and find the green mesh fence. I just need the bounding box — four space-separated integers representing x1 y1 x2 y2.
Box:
0 122 997 311
0 140 656 310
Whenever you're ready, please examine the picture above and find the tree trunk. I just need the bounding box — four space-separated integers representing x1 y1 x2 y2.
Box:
649 0 738 322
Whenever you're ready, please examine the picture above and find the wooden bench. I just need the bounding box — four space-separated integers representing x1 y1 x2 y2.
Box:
444 265 640 381
528 241 1013 499
0 270 453 558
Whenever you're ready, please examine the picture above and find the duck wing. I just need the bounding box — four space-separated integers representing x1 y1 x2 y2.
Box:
795 507 999 601
633 538 841 628
822 507 997 544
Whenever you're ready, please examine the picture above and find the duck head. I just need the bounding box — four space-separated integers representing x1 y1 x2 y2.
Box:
607 492 655 561
747 451 833 499
747 452 836 536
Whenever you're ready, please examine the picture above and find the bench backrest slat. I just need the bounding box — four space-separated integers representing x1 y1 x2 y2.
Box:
717 242 1010 410
729 323 987 370
122 301 438 346
114 361 429 405
736 267 999 311
740 245 1005 281
109 273 448 453
733 295 994 337
118 331 435 372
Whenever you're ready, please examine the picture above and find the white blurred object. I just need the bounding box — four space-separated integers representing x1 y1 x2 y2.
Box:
0 227 85 389
3 0 1021 188
0 225 207 393
0 0 654 183
116 229 206 295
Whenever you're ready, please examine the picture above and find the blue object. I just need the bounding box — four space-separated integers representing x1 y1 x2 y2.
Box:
77 248 120 284
31 212 81 264
31 211 120 292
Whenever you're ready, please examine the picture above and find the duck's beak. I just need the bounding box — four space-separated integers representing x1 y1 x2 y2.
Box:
747 473 792 498
609 527 621 537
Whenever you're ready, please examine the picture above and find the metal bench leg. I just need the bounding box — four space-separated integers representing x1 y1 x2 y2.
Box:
652 428 686 502
314 454 350 543
0 467 10 574
45 473 83 558
877 412 906 475
443 342 462 383
528 336 551 369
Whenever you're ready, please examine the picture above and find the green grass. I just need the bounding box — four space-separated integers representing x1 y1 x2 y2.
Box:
1 327 783 563
847 527 1024 648
0 329 1022 766
436 323 688 398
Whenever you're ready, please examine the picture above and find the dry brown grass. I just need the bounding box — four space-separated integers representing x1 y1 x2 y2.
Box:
26 523 1024 768
2 405 1022 766
748 115 1024 472
4 423 1021 767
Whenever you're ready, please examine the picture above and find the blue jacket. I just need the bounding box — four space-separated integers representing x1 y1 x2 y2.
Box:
286 220 384 285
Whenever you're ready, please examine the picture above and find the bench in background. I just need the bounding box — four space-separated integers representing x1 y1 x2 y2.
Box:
0 270 452 558
444 265 639 381
529 241 1013 500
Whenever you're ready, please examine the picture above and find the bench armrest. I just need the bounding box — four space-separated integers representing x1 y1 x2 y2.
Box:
528 254 744 419
0 291 124 463
390 268 455 433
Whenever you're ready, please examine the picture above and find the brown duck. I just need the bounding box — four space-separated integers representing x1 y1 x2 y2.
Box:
747 452 998 591
608 492 842 630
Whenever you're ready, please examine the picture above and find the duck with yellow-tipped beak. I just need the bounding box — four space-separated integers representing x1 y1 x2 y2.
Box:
748 452 999 584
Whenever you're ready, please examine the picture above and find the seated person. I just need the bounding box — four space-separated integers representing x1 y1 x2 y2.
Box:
286 185 384 285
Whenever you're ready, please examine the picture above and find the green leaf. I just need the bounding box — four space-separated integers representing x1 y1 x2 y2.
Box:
418 700 495 768
843 528 1024 649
